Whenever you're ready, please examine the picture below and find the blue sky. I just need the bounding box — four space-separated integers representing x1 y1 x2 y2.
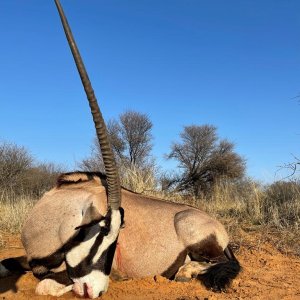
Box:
0 1 299 183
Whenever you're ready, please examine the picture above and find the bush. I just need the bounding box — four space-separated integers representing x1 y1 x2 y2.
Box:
0 142 63 201
262 181 300 228
166 125 245 197
0 142 33 191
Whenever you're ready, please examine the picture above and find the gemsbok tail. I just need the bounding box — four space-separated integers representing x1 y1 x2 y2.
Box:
0 256 30 277
198 246 241 291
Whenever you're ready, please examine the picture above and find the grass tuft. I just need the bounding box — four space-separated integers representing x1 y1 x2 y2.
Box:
0 189 36 234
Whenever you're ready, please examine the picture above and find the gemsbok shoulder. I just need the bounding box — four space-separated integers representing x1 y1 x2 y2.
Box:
0 0 241 298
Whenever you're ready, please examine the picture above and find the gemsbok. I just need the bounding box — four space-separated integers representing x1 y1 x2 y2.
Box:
0 0 241 298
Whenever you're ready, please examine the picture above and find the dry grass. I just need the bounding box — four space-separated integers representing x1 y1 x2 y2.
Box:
0 190 36 234
179 180 300 256
120 164 158 195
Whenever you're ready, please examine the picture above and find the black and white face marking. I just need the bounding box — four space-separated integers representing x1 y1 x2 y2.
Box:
66 208 124 299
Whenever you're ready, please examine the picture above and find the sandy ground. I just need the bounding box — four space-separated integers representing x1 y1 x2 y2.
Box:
1 232 300 300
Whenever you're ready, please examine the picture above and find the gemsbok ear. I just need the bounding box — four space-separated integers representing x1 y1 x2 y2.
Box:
75 204 104 230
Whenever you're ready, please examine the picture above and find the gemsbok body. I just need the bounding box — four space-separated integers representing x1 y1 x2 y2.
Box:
0 0 241 298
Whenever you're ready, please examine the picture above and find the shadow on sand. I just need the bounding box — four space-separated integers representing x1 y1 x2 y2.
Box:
0 272 26 293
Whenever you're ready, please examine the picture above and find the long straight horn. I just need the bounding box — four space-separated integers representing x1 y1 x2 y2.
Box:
54 0 121 210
